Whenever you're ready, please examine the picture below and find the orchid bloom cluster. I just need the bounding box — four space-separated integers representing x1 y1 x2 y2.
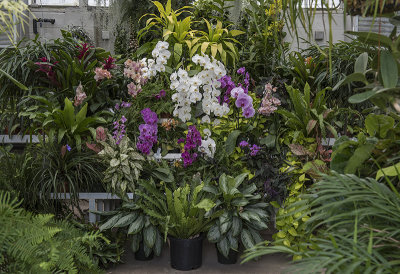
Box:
178 125 202 167
113 116 127 145
198 129 216 158
124 59 148 97
170 54 229 123
94 67 112 81
219 67 255 118
94 56 114 82
115 101 132 110
74 82 87 107
258 83 281 116
154 89 166 100
123 41 171 98
219 67 250 104
137 108 158 155
145 41 171 76
239 141 261 156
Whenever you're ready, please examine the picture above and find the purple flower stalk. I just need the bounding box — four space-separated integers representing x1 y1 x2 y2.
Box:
237 67 246 75
250 144 261 156
113 116 127 145
137 108 158 155
180 125 202 167
66 144 71 151
239 141 249 147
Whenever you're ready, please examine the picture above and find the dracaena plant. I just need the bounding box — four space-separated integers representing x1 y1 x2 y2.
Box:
136 177 216 240
98 135 145 195
95 199 163 259
19 96 106 150
204 173 269 258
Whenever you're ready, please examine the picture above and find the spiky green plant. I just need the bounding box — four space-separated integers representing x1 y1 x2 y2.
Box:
242 172 400 273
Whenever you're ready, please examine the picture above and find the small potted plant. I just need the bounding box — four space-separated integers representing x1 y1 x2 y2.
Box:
137 177 215 271
95 199 164 261
205 173 269 264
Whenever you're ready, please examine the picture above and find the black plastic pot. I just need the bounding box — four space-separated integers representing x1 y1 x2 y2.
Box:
135 242 154 261
216 245 239 264
169 234 203 271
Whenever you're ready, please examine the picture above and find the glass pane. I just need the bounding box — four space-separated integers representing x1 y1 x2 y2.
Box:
28 0 79 5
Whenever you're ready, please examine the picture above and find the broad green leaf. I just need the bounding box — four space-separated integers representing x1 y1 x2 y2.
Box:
217 236 230 258
195 198 215 212
344 144 375 174
348 89 379 104
62 98 75 129
128 214 144 234
114 213 138 228
99 214 123 231
241 229 255 249
365 114 395 138
144 225 157 248
231 216 242 237
207 224 221 243
354 52 368 73
380 51 398 88
376 162 400 179
76 103 88 124
225 130 241 155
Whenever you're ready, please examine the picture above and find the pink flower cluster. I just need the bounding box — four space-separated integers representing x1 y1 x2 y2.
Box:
94 67 112 81
124 59 148 98
258 83 281 116
74 82 87 106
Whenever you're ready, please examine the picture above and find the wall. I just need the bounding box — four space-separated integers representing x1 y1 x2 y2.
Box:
284 10 355 51
26 0 115 52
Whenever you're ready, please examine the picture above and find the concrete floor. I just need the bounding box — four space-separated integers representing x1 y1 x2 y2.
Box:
108 240 291 274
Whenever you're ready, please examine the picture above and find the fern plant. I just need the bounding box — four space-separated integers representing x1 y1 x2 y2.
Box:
0 191 106 273
136 178 216 239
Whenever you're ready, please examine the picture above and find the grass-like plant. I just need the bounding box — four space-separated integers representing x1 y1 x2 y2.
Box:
30 141 106 216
